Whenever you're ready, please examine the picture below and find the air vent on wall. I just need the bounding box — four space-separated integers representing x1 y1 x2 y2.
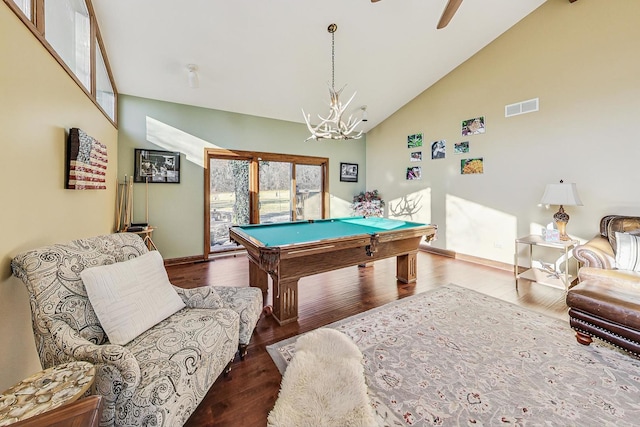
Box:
505 98 539 117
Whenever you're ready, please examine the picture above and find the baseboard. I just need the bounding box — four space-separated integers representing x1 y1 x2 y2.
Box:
163 250 246 266
419 244 455 258
455 253 514 272
163 255 206 266
420 244 513 272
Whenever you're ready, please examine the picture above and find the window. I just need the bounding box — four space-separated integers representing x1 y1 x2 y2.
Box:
10 0 30 17
4 0 118 125
96 40 115 120
45 0 91 90
205 149 329 254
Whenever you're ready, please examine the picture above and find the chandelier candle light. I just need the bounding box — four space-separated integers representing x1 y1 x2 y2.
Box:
303 23 363 141
540 180 583 241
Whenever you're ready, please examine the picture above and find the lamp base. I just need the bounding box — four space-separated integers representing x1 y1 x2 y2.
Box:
555 220 570 241
553 205 571 241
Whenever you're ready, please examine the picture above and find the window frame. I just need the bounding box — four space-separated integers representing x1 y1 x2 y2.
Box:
4 0 118 126
204 148 330 257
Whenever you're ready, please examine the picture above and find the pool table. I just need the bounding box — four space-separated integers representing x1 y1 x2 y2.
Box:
229 217 437 325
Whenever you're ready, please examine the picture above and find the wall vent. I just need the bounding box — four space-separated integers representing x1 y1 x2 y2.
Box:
505 98 539 117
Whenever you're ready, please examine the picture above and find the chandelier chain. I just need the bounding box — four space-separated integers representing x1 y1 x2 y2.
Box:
331 31 335 90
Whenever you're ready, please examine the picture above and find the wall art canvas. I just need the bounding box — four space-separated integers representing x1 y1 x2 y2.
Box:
454 141 470 154
340 162 358 182
407 133 423 148
461 158 484 175
461 116 485 136
66 128 108 190
410 151 422 162
134 149 180 183
431 140 446 159
406 166 422 180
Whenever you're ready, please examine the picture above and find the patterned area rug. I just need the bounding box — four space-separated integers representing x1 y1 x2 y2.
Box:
267 284 640 426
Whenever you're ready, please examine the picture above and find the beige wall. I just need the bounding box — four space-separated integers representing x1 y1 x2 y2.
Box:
0 5 118 390
118 95 367 259
366 0 640 264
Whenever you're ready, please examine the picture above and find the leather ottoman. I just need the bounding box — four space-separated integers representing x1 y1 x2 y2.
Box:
566 279 640 356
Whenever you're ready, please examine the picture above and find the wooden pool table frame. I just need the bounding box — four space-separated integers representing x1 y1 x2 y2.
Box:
229 220 437 325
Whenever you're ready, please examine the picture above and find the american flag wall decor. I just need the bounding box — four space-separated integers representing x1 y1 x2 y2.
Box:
66 128 108 190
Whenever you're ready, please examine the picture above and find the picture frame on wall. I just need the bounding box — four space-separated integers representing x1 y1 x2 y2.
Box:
406 166 422 180
461 116 486 136
461 157 484 175
410 151 422 162
407 133 423 148
134 149 181 183
454 141 470 154
340 162 359 182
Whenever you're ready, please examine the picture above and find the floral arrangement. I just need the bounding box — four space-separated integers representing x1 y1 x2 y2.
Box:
352 190 385 217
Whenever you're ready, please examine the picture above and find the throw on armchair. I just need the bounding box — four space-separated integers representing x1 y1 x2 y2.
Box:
11 233 263 427
567 215 640 355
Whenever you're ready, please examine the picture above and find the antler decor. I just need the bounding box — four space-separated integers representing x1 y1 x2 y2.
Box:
389 195 423 220
302 23 364 142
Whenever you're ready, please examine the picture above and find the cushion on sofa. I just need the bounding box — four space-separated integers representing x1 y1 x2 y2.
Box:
607 217 640 252
615 232 640 272
81 250 186 345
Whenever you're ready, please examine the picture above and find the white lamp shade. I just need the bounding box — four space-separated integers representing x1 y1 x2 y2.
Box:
540 183 583 206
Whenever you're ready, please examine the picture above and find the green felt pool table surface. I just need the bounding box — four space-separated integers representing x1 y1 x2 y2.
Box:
231 217 426 247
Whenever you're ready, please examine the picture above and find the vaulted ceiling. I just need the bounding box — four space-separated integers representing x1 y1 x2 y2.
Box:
92 0 548 132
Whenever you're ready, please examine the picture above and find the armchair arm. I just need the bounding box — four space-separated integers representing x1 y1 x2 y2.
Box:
574 235 616 269
172 285 224 309
46 317 141 396
578 267 640 291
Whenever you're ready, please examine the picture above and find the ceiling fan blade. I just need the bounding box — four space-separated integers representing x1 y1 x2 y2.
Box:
371 0 382 2
437 0 463 29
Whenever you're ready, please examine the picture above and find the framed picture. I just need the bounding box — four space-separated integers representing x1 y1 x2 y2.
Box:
410 151 422 162
454 141 469 154
340 163 359 182
431 140 446 159
406 166 422 180
461 116 486 136
134 149 180 183
407 133 423 148
461 158 484 175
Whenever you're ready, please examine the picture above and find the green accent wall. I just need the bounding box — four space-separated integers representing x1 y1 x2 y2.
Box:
118 95 367 259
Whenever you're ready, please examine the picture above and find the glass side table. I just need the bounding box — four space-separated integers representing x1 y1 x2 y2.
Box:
0 361 95 426
514 234 579 291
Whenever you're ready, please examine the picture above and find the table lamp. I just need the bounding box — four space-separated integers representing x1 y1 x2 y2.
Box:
540 180 583 241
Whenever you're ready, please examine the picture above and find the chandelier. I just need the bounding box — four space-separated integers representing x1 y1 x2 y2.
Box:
302 23 363 141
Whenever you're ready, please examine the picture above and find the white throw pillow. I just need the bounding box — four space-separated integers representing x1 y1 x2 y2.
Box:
80 251 186 345
615 231 640 272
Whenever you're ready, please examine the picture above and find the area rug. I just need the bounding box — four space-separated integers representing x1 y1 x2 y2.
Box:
267 284 640 426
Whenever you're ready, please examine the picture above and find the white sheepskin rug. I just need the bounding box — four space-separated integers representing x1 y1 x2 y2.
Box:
267 328 377 427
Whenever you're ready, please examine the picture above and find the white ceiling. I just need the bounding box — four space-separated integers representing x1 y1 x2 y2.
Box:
92 0 547 133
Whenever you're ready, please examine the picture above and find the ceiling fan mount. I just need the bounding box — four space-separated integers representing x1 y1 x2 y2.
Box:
371 0 463 29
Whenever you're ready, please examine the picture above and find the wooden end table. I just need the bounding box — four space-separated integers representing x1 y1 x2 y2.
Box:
0 361 95 426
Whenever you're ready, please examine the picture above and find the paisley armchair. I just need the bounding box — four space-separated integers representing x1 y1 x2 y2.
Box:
11 233 262 427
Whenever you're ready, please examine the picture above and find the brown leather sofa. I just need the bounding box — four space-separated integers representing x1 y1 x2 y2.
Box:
566 215 640 355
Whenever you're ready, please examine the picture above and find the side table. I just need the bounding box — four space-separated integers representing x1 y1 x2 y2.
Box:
514 234 579 291
122 226 158 251
0 361 95 426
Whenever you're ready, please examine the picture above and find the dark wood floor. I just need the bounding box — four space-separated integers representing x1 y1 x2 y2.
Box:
167 251 569 427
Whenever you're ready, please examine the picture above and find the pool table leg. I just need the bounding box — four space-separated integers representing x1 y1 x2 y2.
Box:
396 251 418 283
249 259 269 293
272 277 299 325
